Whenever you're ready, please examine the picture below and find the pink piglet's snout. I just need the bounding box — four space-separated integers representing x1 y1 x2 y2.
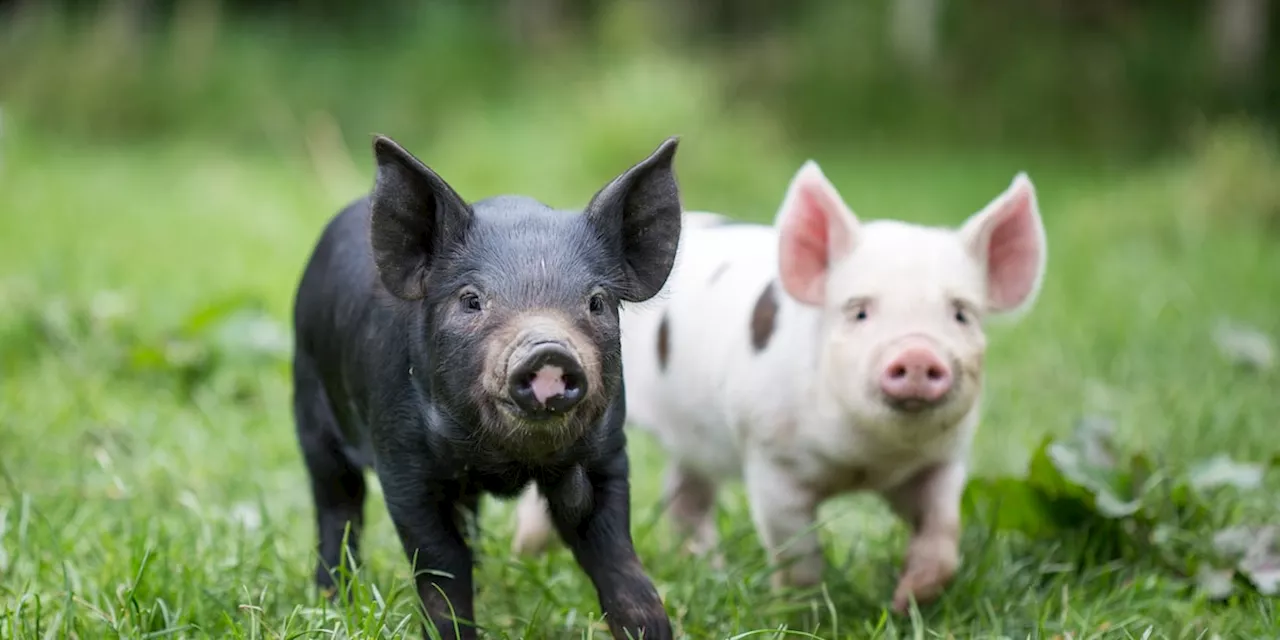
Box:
879 341 954 410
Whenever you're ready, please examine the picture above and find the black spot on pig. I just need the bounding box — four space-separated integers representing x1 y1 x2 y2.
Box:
656 312 671 371
750 281 778 352
290 134 682 640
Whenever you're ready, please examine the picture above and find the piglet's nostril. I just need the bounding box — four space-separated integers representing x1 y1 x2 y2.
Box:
880 346 953 409
507 343 588 419
525 366 567 403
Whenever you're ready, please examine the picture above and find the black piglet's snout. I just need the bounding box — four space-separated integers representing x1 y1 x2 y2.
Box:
507 342 587 418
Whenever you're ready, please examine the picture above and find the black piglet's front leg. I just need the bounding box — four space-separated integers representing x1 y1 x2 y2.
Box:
379 478 479 640
549 463 672 640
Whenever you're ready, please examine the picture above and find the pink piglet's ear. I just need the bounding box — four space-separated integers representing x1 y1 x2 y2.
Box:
959 172 1048 316
775 161 860 306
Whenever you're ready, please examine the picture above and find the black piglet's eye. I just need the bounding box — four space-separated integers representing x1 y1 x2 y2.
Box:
461 292 483 313
854 309 868 321
589 293 607 315
954 308 968 324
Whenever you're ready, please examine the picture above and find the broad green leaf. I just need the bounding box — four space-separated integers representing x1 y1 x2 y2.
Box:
1188 454 1268 491
1038 418 1149 519
1195 564 1237 600
1214 525 1280 596
1212 318 1275 371
961 477 1061 538
177 292 268 338
210 309 291 360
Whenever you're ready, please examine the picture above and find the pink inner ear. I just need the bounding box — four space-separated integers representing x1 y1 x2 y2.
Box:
779 189 835 306
985 189 1043 311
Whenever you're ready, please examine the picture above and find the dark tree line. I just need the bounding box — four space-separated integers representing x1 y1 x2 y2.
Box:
1 0 1274 150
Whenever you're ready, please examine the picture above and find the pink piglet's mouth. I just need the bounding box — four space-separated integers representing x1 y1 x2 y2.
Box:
871 337 961 414
881 393 950 414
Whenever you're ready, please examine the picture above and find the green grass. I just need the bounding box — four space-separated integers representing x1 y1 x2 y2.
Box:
2 96 1279 638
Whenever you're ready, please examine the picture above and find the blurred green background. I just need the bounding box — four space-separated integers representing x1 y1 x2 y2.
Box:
2 1 1279 638
2 0 1279 155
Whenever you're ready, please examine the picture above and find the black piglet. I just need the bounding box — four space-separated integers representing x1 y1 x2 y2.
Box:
289 134 682 640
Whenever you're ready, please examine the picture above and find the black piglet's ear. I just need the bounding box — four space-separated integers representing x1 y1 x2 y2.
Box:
584 136 683 303
368 135 472 300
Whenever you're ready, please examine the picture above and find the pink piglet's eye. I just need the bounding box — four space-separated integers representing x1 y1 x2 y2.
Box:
844 298 870 322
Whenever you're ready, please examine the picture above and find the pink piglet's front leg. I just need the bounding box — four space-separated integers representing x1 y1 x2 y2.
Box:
883 461 966 614
743 447 826 591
